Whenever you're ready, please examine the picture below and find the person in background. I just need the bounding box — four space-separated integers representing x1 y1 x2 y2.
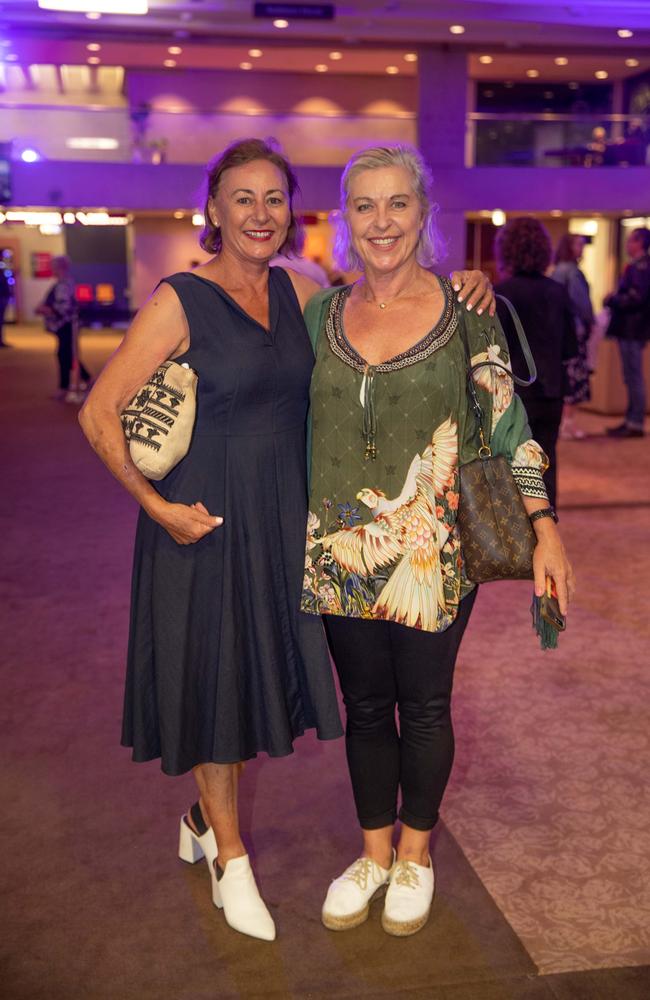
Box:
0 264 11 348
495 217 578 507
604 227 650 438
36 255 92 400
301 144 573 939
270 249 329 287
551 233 594 439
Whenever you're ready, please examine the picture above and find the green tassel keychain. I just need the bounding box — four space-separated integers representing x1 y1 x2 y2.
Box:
531 577 565 650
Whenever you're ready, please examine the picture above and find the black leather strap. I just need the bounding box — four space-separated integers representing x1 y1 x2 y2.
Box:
189 801 209 837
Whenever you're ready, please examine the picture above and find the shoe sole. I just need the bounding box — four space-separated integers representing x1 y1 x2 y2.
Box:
381 906 431 937
321 885 387 931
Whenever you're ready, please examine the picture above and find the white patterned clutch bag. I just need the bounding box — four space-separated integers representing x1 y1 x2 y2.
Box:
121 360 198 481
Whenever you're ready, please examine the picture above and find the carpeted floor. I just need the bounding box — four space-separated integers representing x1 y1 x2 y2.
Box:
1 328 649 1000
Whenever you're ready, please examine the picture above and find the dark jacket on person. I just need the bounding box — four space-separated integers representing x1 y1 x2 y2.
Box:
495 272 578 401
605 253 650 342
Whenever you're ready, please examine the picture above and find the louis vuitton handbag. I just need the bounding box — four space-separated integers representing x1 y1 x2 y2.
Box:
120 360 197 481
457 298 538 583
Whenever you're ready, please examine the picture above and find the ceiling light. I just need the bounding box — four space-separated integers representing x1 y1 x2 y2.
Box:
329 51 343 60
403 53 417 63
240 61 252 70
76 212 128 226
491 210 506 227
85 11 101 18
20 149 41 163
595 70 608 79
163 59 176 68
555 57 568 66
173 211 184 219
168 46 182 55
40 224 62 236
39 1 148 13
87 56 101 64
386 65 399 75
273 19 289 28
192 213 204 227
479 55 493 65
248 48 263 58
449 25 465 35
86 43 101 51
63 212 76 224
66 137 118 149
7 211 62 225
526 69 540 78
315 64 328 73
625 58 639 68
550 210 562 217
617 29 633 38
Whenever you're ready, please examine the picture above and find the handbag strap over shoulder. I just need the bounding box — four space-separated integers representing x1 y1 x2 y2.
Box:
456 294 537 455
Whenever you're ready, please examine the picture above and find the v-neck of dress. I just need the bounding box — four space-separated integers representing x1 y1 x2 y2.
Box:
186 270 278 337
326 275 456 373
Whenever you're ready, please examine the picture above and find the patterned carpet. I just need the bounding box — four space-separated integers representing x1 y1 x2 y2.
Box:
442 413 650 974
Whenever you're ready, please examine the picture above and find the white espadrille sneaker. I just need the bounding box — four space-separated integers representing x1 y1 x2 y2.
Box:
381 857 434 937
322 853 395 931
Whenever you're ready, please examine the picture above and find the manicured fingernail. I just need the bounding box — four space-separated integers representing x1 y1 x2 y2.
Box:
535 587 544 596
466 302 473 311
457 295 464 302
215 517 223 524
477 308 483 315
453 283 461 291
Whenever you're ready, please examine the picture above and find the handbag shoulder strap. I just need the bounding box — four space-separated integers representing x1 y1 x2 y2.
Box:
456 294 537 454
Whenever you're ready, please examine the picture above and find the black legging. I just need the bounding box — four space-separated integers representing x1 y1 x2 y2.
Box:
55 322 91 391
323 588 477 833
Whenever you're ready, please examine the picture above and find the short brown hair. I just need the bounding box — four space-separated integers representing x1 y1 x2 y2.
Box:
495 216 552 276
200 138 302 255
554 233 583 265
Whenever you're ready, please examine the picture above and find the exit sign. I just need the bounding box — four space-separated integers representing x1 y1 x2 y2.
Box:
254 4 335 20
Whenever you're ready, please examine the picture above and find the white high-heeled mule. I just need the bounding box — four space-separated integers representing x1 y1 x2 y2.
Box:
211 856 276 942
177 801 218 869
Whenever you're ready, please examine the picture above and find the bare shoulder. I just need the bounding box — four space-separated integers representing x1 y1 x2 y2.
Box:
282 268 324 312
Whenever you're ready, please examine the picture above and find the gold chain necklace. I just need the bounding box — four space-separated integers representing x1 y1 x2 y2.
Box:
357 276 421 310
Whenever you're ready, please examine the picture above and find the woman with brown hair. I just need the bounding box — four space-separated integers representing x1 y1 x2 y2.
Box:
494 217 578 507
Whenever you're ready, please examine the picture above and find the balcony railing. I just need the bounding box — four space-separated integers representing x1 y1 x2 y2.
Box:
468 113 650 167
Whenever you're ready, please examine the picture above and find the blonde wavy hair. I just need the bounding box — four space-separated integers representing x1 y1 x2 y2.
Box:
332 143 446 271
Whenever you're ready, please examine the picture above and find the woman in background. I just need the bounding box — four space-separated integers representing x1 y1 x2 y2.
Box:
552 233 594 439
36 255 92 400
495 217 578 507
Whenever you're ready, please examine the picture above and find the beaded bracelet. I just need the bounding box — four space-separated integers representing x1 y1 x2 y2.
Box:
529 507 558 525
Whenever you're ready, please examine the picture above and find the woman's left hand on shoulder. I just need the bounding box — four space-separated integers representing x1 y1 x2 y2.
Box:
450 269 496 317
532 524 575 616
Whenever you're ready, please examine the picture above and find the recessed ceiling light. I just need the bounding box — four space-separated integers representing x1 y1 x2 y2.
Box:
240 61 252 70
329 51 343 60
403 53 417 63
168 46 182 55
526 69 539 78
248 48 263 58
386 65 399 75
479 55 493 65
315 64 328 73
625 58 640 68
617 29 633 39
173 211 184 219
449 25 465 35
20 148 41 163
550 210 562 217
163 59 176 68
63 212 76 224
85 12 102 19
273 18 289 28
491 209 506 227
87 43 101 52
87 56 101 64
555 57 568 66
595 70 608 79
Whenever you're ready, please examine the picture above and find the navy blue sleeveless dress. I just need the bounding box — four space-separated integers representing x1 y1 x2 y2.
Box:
122 269 342 775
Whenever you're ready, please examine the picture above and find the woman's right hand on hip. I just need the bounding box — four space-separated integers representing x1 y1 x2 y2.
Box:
154 499 223 545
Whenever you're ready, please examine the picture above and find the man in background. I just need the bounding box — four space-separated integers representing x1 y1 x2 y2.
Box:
605 227 650 438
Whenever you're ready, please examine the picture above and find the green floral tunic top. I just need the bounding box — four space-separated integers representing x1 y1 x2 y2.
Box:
300 277 550 634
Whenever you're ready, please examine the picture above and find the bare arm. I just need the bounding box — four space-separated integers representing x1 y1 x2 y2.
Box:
79 282 222 545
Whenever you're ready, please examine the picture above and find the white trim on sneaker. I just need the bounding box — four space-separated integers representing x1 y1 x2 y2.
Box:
381 857 434 937
322 852 395 931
